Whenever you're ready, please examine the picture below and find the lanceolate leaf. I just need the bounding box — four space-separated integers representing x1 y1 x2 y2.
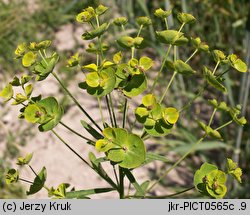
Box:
203 66 227 92
27 167 46 195
66 188 115 199
81 120 103 140
82 23 109 40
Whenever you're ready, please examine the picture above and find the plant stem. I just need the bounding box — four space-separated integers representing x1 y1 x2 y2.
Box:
178 23 185 33
137 25 143 37
215 120 233 131
122 98 128 128
146 135 206 193
105 96 114 127
185 49 198 63
109 93 117 127
159 71 177 104
128 186 195 199
38 50 48 66
208 108 217 127
179 85 206 113
98 97 105 127
113 165 119 186
19 178 49 191
212 61 220 75
119 167 124 199
164 18 169 29
59 121 94 145
28 165 38 177
151 44 172 91
127 182 132 196
96 53 99 66
131 47 135 59
19 178 35 184
52 72 102 132
121 24 125 32
51 129 91 167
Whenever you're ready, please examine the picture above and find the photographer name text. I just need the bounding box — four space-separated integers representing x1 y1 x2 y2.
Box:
1 201 71 212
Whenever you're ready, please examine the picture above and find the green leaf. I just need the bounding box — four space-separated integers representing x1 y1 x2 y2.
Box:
12 93 27 105
156 30 188 46
143 152 168 165
229 106 247 126
154 8 172 20
86 42 109 54
212 50 226 62
191 37 209 52
226 158 242 183
136 16 152 26
139 56 153 71
34 53 59 81
49 183 68 199
174 60 196 75
123 74 147 97
24 104 46 124
86 72 100 87
135 180 150 196
134 37 146 49
37 97 64 132
10 76 21 86
82 63 98 72
162 107 179 124
117 36 134 49
17 153 33 166
21 74 32 85
194 162 218 195
88 152 117 189
67 53 80 67
37 40 52 49
206 170 227 199
228 54 247 72
113 17 128 26
27 167 46 195
95 4 108 15
0 84 13 102
123 169 144 196
96 139 116 152
142 94 157 107
22 51 37 67
5 169 19 184
177 12 196 24
96 128 146 169
76 9 94 23
113 51 122 64
80 120 103 140
82 23 109 40
15 42 27 58
25 84 33 98
66 188 114 199
197 121 222 140
84 67 116 98
203 66 227 92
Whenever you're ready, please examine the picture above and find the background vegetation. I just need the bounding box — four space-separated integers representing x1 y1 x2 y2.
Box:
0 0 249 198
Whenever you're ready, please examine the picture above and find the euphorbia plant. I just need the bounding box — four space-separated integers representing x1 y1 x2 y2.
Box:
1 4 247 199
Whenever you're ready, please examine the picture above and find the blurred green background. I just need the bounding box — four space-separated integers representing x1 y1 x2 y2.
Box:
0 0 249 198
